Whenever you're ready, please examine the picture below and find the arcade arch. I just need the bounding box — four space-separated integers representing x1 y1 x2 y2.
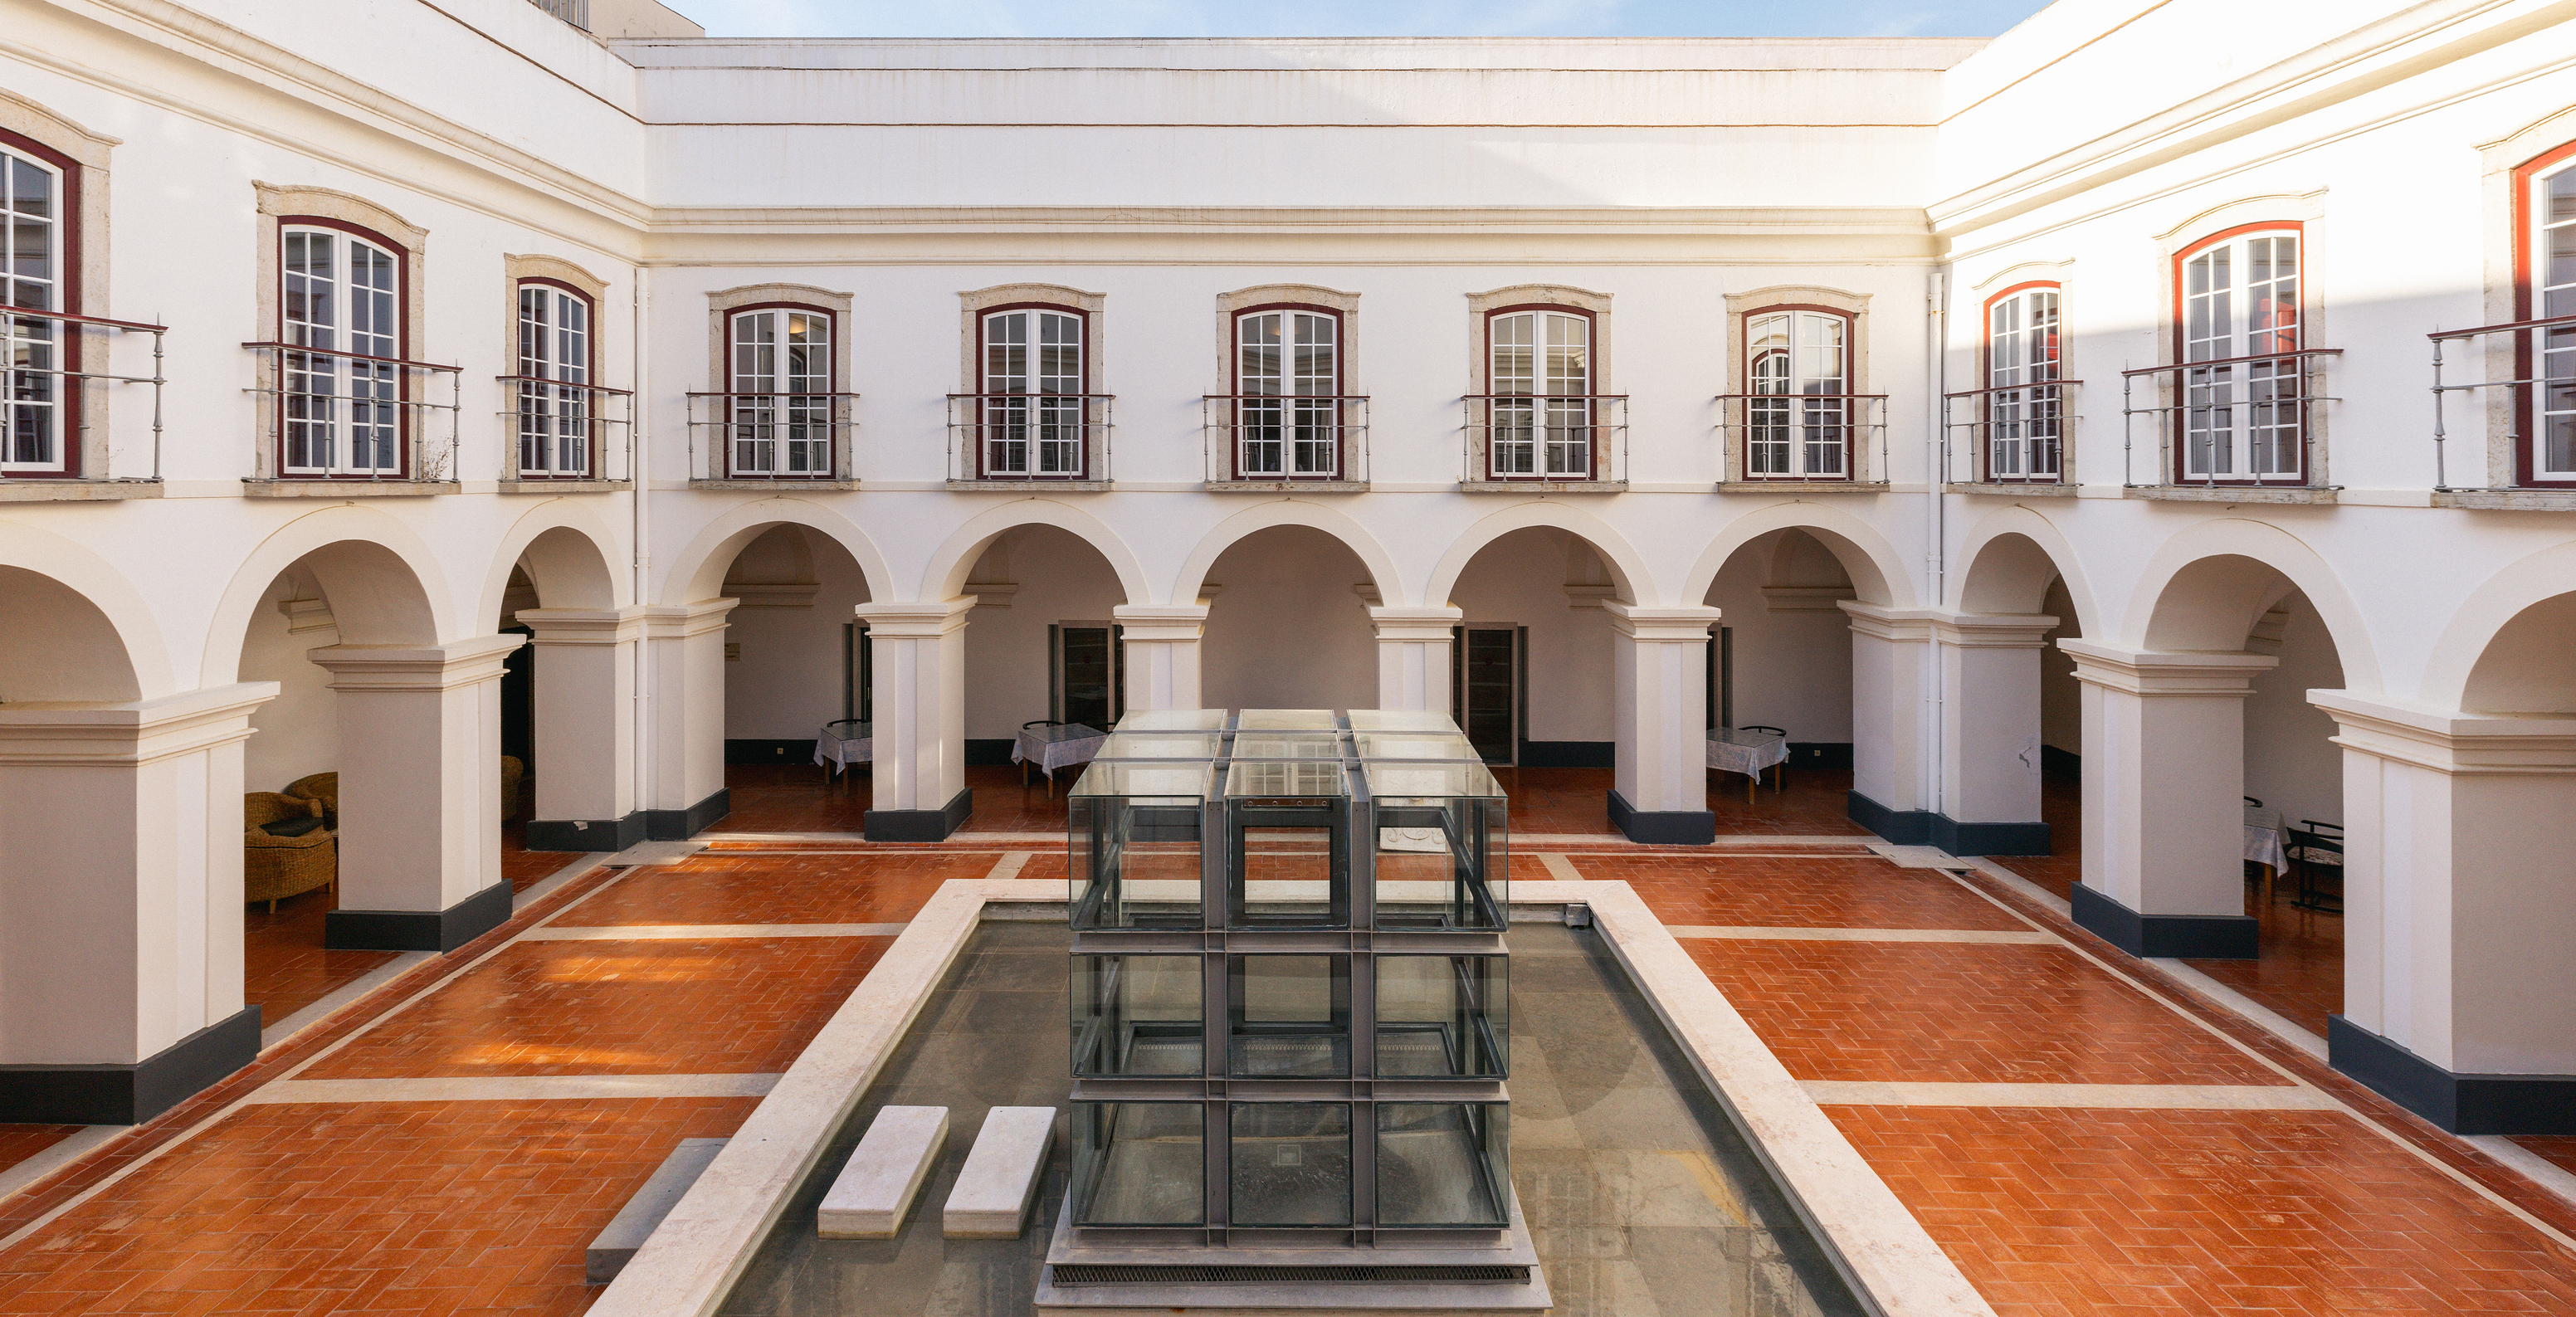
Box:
1200 524 1378 713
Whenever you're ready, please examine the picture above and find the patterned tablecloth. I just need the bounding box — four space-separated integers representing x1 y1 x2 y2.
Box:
1013 723 1109 776
2244 805 2287 872
814 720 871 771
1707 728 1791 778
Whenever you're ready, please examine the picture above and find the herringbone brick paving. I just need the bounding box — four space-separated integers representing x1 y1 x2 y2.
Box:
1591 854 2032 929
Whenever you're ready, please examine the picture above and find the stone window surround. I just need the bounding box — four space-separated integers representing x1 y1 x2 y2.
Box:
1967 262 2075 486
2474 110 2576 490
0 89 116 482
505 255 612 483
1214 283 1360 394
2145 193 2331 490
251 183 431 481
1723 284 1872 483
1463 285 1612 484
705 282 856 481
958 282 1107 394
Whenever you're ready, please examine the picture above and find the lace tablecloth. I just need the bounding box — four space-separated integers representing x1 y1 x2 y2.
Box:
814 720 871 771
2244 805 2286 872
1013 724 1108 776
1707 728 1790 778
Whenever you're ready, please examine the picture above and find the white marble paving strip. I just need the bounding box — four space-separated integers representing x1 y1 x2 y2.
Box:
984 851 1034 880
2149 957 2330 1061
1668 926 2059 944
591 1139 729 1285
1799 1080 2338 1111
246 1073 782 1104
942 1106 1056 1239
2468 1136 2576 1212
259 951 438 1050
524 924 908 941
819 1105 949 1239
603 841 709 867
0 1127 120 1202
1538 853 1584 882
515 853 618 911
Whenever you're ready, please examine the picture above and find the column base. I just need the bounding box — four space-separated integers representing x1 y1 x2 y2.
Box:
1928 816 2050 857
644 788 730 841
2329 1017 2576 1135
326 880 513 953
524 810 646 853
0 1006 260 1124
866 787 973 842
1847 791 1934 845
1608 789 1714 846
2070 883 2257 959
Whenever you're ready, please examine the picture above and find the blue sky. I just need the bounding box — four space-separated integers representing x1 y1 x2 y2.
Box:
659 0 2056 39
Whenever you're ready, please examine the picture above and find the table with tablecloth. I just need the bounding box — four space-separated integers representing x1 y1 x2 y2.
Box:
814 719 870 775
1708 728 1791 801
1013 723 1108 793
2245 804 2286 899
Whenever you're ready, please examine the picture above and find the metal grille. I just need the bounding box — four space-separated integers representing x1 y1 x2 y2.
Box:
527 0 589 28
1050 1263 1530 1286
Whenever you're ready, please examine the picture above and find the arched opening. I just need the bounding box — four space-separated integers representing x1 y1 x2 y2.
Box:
1199 524 1378 713
1951 530 2085 881
1700 528 1868 835
707 524 876 833
952 523 1132 830
495 524 629 867
1442 526 1621 832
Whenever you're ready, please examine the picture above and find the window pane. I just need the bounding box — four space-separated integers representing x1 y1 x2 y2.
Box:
1230 1103 1351 1227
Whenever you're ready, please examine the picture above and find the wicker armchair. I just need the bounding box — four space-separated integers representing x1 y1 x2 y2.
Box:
283 773 339 826
245 793 335 913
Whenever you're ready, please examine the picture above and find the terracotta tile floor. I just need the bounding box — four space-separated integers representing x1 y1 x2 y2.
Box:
0 1130 80 1181
2515 1138 2576 1178
1830 1104 2576 1316
1992 770 2081 898
552 851 999 926
242 885 399 1028
1583 854 2031 929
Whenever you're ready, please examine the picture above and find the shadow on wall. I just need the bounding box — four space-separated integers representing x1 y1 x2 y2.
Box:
722 524 873 764
1201 524 1377 711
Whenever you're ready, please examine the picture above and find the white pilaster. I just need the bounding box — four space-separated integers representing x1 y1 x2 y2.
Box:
1607 602 1720 841
643 598 738 833
1842 602 1937 830
517 607 646 848
1934 611 2058 843
310 635 522 919
1369 606 1462 712
1111 604 1207 713
857 598 975 836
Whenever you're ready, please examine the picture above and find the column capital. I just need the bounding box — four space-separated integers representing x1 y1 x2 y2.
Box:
1368 604 1462 641
1837 600 1939 641
1112 602 1210 643
2056 639 2276 696
0 682 278 765
1603 601 1720 641
2310 689 2576 775
309 634 523 692
1930 610 2060 648
516 607 648 646
856 598 976 639
643 598 740 639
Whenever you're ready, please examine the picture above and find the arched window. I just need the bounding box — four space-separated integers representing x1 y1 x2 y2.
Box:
280 222 404 476
727 305 833 477
2520 146 2576 484
1743 307 1852 480
2 142 66 474
515 280 593 477
979 305 1087 478
1984 284 2061 481
1232 305 1341 480
1486 307 1593 480
2174 227 2304 483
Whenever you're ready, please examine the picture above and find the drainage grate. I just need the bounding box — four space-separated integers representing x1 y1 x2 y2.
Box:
1051 1263 1530 1286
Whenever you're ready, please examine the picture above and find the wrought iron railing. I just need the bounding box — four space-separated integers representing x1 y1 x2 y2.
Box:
947 393 1115 482
686 391 859 481
243 340 461 485
2120 349 2339 488
1715 393 1890 484
498 376 633 482
0 306 166 484
2427 314 2576 490
1461 393 1627 484
1941 381 2081 485
1201 394 1368 483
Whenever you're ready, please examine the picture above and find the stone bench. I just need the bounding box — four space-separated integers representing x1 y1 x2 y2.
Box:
943 1107 1056 1238
588 1137 727 1284
818 1105 948 1239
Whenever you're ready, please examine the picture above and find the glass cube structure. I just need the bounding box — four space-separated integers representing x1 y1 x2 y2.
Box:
1066 710 1513 1241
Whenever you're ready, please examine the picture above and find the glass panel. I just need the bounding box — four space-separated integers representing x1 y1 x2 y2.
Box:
1072 955 1203 1076
1228 955 1350 1077
1344 710 1463 733
1230 1103 1352 1227
1235 709 1339 731
1354 732 1481 761
1375 955 1508 1077
1224 761 1348 798
1367 762 1507 930
1094 731 1225 760
1072 1102 1203 1226
1229 819 1344 929
1230 734 1346 759
1070 762 1209 930
1376 1104 1508 1227
1116 708 1229 731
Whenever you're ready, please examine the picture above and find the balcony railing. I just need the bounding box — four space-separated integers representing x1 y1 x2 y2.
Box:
947 393 1115 483
1942 381 2081 485
1 306 167 485
2428 314 2576 490
687 391 858 481
527 0 589 28
2120 349 2340 489
244 340 461 485
1201 394 1368 485
1715 393 1890 484
499 377 633 482
1461 393 1627 485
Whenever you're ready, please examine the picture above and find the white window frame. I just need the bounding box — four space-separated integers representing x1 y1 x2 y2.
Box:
279 224 403 477
1234 308 1340 479
516 282 592 477
728 306 834 477
2 144 63 473
2178 228 2305 483
1985 286 2063 480
1486 309 1593 480
981 307 1086 478
2530 159 2576 482
1744 308 1852 480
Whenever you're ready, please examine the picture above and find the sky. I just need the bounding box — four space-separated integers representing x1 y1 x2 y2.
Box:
657 0 2057 40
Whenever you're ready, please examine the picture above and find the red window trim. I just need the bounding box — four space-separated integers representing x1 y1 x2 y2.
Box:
1481 303 1598 481
2167 221 2306 486
1978 281 2062 483
1228 303 1344 480
975 302 1090 480
720 301 839 480
1736 303 1859 483
2 127 82 480
276 216 412 480
2512 140 2576 486
515 277 599 480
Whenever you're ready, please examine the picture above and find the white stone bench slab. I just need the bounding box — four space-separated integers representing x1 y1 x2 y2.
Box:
943 1106 1056 1239
817 1105 948 1239
588 1138 727 1285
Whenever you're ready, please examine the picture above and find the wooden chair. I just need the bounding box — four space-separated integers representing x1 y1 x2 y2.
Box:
2287 822 2344 913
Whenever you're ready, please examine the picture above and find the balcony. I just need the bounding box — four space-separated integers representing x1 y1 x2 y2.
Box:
497 376 633 493
1715 393 1890 491
2119 348 2341 503
1202 394 1369 490
687 391 860 489
0 306 167 501
242 340 462 495
947 393 1115 490
2427 315 2576 509
1941 381 2080 496
1460 394 1627 491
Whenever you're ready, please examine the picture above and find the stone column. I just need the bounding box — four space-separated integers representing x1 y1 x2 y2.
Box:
1930 611 2058 856
1111 603 1207 712
517 607 646 852
2056 640 2275 958
642 598 736 840
1842 602 1936 843
1369 606 1463 712
310 635 521 952
0 684 275 1122
2312 690 2576 1134
1606 602 1720 844
857 598 975 841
